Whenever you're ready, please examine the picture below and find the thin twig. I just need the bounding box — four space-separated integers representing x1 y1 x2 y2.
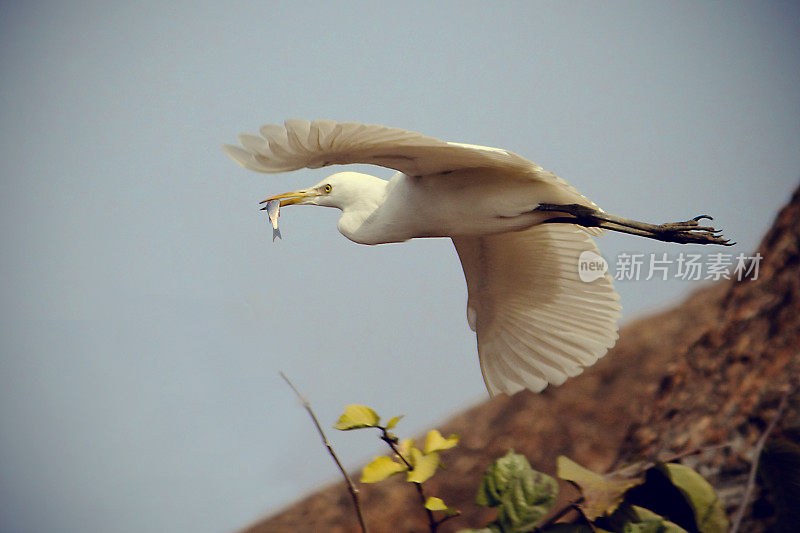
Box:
280 372 368 533
435 510 461 528
380 431 412 469
380 430 439 532
730 388 791 533
659 442 732 463
414 482 438 532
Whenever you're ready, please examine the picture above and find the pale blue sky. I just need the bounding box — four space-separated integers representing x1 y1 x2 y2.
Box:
1 2 798 532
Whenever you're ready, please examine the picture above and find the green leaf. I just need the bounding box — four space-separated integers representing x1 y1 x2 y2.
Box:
360 456 406 483
608 502 688 533
333 405 380 430
557 456 644 520
656 463 728 533
477 450 528 507
476 450 558 531
424 429 460 454
385 415 404 430
407 447 440 484
627 505 687 532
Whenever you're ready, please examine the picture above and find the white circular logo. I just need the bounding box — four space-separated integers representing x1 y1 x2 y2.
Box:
578 250 609 282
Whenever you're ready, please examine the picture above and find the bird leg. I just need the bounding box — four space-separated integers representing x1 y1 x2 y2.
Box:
535 203 733 245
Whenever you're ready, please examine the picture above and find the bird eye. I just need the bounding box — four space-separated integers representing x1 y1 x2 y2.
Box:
323 184 332 193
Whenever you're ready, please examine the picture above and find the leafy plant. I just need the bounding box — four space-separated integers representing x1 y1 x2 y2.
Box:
334 404 461 531
459 454 728 533
282 383 730 533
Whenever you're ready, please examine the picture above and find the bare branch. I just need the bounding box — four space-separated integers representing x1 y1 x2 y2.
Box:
280 372 368 533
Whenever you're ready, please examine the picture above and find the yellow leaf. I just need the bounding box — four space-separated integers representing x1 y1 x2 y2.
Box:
424 430 460 454
407 448 440 484
385 415 404 430
424 496 448 511
397 439 415 464
557 456 644 520
333 405 380 430
360 456 406 483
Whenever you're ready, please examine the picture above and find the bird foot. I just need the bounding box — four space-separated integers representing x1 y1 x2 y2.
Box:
643 215 733 245
537 203 734 246
648 218 733 245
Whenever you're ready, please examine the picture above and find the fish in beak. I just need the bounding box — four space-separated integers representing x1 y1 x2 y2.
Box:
258 188 319 242
263 200 281 241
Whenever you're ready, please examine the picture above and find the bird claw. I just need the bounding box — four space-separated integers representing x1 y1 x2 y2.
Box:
652 215 732 246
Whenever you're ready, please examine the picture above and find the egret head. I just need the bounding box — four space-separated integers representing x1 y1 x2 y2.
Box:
259 171 384 211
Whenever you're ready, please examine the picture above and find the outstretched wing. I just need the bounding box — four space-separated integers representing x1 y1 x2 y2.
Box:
453 224 621 396
223 119 537 177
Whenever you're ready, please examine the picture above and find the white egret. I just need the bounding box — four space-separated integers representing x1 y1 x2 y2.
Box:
224 120 729 396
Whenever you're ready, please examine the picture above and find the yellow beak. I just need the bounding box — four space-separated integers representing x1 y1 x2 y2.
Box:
259 188 317 209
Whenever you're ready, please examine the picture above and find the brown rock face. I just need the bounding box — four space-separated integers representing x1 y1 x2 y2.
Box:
244 184 799 533
617 184 800 531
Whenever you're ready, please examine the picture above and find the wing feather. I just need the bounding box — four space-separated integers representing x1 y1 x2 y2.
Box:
224 119 536 177
453 224 621 396
238 134 271 155
499 326 580 382
259 124 289 141
501 314 595 368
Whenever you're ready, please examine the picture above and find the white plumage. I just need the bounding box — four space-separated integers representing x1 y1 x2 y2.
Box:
224 119 621 396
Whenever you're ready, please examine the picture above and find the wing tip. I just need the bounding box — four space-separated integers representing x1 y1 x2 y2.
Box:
221 143 249 166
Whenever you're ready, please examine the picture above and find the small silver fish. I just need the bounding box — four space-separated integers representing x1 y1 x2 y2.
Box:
265 199 281 241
